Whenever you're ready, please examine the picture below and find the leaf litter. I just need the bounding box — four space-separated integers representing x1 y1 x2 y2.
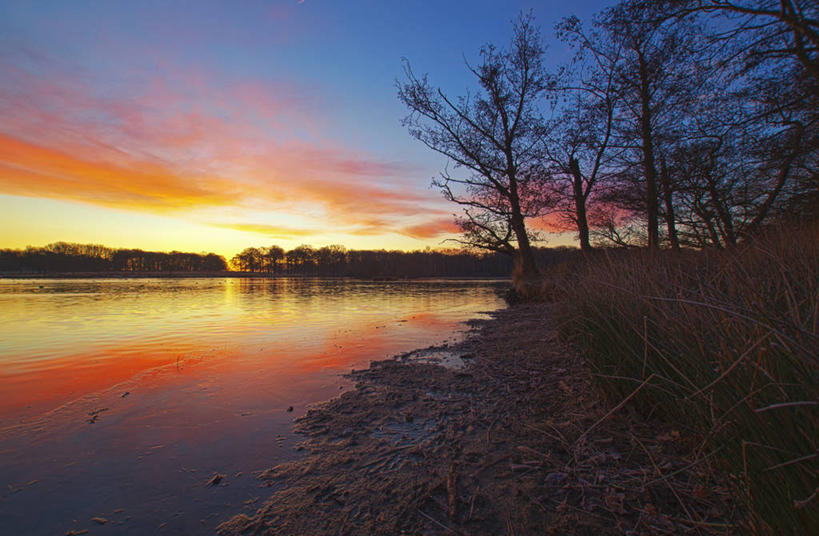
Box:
218 304 738 535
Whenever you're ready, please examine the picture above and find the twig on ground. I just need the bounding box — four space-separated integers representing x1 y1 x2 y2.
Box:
577 374 657 443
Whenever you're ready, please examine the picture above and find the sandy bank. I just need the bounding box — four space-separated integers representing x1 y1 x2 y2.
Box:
218 304 736 535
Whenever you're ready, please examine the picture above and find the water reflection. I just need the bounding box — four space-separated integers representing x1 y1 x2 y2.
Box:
0 278 504 535
0 278 504 421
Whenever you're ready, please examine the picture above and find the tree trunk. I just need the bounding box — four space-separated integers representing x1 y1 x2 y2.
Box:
638 51 660 250
510 210 539 279
660 158 680 250
698 206 723 248
743 124 803 238
507 180 539 279
706 177 736 246
570 157 593 251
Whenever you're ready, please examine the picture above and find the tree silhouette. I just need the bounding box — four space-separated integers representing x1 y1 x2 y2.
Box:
663 0 819 238
264 246 285 274
0 243 227 273
398 13 554 279
545 16 623 251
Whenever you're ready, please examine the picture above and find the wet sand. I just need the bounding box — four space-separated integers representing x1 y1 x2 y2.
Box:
219 304 737 535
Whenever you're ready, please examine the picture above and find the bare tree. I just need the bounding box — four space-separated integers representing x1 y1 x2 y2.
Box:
541 0 817 250
397 13 553 279
232 247 263 272
316 245 347 276
664 0 819 83
264 245 285 274
569 2 714 250
602 3 695 249
545 16 623 251
660 0 819 240
286 245 316 275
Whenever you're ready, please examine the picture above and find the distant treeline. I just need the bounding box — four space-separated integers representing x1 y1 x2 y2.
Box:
0 241 581 277
231 244 579 277
0 242 228 274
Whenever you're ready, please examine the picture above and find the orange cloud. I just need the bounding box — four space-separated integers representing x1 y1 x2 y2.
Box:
400 218 460 239
529 213 573 233
0 61 451 238
0 134 242 211
0 127 443 236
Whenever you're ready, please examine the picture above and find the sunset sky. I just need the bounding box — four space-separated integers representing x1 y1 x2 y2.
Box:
0 0 606 259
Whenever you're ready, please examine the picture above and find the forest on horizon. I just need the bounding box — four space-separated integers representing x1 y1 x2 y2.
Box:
0 241 581 278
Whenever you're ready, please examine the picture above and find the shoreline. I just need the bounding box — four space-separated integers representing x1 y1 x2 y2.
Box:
217 304 737 535
0 272 511 281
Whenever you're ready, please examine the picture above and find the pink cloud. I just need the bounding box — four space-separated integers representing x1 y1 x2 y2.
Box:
0 58 447 238
399 218 461 239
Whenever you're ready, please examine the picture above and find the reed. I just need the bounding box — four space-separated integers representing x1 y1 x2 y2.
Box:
553 223 818 534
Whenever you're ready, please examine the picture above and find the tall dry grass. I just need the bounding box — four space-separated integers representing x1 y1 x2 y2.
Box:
554 223 818 534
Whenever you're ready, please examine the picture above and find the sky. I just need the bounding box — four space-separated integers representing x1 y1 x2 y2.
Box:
0 0 609 259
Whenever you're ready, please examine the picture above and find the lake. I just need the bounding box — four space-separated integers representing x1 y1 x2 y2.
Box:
0 277 506 535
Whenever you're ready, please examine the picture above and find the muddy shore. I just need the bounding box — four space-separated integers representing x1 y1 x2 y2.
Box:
218 304 737 535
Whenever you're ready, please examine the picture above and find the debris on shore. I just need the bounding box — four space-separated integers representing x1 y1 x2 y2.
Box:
218 304 737 535
207 473 226 487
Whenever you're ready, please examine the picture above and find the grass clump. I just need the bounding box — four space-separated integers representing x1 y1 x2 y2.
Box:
555 224 818 534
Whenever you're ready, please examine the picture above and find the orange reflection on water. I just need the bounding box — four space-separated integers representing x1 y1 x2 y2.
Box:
0 279 504 423
0 278 506 536
0 346 189 423
0 306 478 427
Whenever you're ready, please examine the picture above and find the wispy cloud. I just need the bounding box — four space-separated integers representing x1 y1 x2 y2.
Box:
0 56 448 240
212 222 316 239
399 218 460 239
0 134 242 211
529 213 575 233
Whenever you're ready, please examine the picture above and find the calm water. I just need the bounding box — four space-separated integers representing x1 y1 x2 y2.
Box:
0 278 505 535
